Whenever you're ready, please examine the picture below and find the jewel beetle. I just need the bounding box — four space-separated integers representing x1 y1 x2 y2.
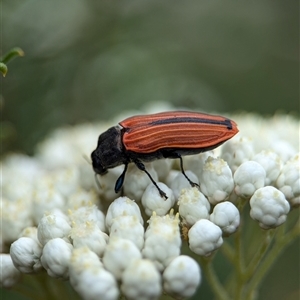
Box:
91 111 239 198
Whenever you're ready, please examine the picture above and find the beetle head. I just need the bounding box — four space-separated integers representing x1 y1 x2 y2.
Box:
91 126 127 175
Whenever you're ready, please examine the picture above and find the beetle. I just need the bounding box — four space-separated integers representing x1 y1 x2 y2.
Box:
91 111 239 198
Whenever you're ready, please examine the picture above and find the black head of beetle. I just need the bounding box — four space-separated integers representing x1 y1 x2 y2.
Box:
91 125 168 198
91 126 128 175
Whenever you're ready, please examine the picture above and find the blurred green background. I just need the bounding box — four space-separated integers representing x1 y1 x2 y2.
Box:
2 0 299 155
1 1 299 300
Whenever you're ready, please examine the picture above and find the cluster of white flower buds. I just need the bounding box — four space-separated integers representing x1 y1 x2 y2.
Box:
1 106 299 300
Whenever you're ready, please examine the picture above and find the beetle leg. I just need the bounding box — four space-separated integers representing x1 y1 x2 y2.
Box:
115 163 128 193
177 155 200 188
134 160 167 199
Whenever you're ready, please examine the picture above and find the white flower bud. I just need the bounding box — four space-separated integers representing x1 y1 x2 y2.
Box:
10 237 43 273
141 182 175 216
271 139 296 162
152 158 173 181
210 202 240 235
234 161 266 198
36 128 81 168
109 216 144 250
51 167 80 197
37 214 71 246
124 163 159 201
163 255 201 299
250 186 290 229
221 137 255 172
0 254 21 288
69 247 119 300
1 197 33 244
96 165 123 201
18 226 39 243
178 187 210 226
121 259 162 300
41 238 73 279
188 219 223 256
165 170 180 187
69 204 106 232
276 154 300 208
70 246 102 271
70 221 108 257
142 211 181 271
66 188 99 209
199 156 234 204
252 150 282 185
183 151 215 178
102 238 142 280
106 197 143 231
32 187 65 224
169 170 199 200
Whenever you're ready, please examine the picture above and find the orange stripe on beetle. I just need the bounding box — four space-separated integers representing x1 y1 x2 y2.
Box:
91 111 238 199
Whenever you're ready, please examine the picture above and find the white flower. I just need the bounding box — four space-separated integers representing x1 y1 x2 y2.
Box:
70 221 108 257
152 158 173 181
250 186 290 229
141 182 175 216
1 197 33 245
169 170 199 200
18 226 40 243
95 165 123 201
123 163 159 201
37 214 71 246
32 184 65 224
102 238 142 280
121 259 162 300
199 156 234 204
234 161 266 198
188 219 223 256
142 211 181 271
221 137 255 172
69 204 106 232
10 237 43 273
66 189 99 210
271 139 297 162
276 154 300 208
109 216 144 250
51 167 80 198
183 151 216 178
69 247 119 300
105 196 143 231
41 238 73 279
0 254 21 288
178 187 210 226
210 202 240 235
252 150 282 185
163 255 201 299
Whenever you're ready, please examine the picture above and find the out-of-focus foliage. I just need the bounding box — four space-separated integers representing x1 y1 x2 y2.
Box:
2 0 299 154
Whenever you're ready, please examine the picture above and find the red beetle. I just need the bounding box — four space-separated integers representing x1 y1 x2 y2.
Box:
91 111 239 198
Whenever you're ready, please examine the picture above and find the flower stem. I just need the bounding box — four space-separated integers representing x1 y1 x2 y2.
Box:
200 256 231 300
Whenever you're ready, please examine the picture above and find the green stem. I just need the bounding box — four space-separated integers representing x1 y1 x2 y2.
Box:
220 240 235 263
242 229 276 282
233 225 245 300
244 220 300 299
1 47 24 64
200 256 231 300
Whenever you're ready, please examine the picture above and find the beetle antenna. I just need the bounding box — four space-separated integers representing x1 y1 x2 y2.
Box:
134 160 167 199
178 156 199 188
